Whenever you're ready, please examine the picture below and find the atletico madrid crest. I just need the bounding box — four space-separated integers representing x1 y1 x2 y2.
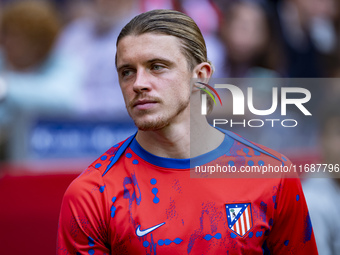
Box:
225 203 253 237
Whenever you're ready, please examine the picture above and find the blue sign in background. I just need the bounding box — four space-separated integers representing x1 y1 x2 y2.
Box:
28 119 136 159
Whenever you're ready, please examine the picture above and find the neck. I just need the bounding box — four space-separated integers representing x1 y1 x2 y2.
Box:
136 112 224 159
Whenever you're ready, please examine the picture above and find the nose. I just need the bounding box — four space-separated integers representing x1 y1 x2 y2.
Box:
133 68 152 93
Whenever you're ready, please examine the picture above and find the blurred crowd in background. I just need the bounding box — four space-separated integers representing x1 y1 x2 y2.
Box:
0 0 339 162
0 0 339 253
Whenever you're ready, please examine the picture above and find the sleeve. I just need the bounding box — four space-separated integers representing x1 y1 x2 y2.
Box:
265 174 319 254
57 167 111 255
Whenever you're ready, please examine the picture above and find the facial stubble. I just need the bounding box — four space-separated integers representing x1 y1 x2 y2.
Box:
129 97 190 131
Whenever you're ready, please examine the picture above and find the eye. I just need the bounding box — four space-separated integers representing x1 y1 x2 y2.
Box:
151 64 165 71
121 69 134 77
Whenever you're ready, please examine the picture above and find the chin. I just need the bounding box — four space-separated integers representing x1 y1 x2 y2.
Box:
133 116 170 131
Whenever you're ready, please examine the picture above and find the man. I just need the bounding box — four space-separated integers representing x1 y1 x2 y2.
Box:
57 9 318 254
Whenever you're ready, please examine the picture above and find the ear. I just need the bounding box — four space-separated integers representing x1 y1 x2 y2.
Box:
192 62 213 92
193 62 213 82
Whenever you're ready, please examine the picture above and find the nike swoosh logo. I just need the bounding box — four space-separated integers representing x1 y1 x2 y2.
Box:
136 222 165 237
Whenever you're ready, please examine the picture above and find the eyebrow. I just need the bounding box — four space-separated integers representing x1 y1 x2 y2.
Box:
117 57 174 72
147 58 174 66
117 64 131 72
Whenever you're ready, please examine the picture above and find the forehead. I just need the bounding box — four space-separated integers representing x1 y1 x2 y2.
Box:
116 33 186 66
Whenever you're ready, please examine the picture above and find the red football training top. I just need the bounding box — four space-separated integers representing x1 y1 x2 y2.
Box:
57 129 318 254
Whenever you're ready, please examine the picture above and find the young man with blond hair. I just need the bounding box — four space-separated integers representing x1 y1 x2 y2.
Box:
57 9 318 254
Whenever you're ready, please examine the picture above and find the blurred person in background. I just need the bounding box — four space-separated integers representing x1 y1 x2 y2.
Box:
0 0 82 161
302 100 340 255
56 0 138 120
211 0 294 152
216 0 283 78
276 0 339 77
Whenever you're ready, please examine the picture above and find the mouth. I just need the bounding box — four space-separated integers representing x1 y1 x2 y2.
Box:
132 99 159 110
